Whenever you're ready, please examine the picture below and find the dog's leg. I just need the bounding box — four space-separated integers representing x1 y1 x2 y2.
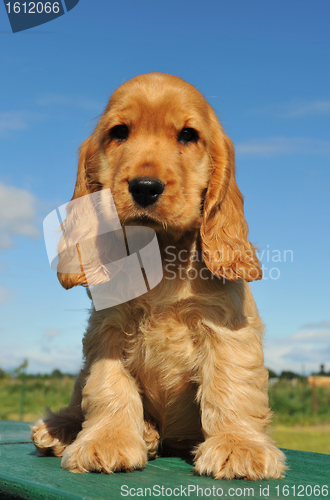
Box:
31 370 84 456
194 322 286 480
60 353 147 473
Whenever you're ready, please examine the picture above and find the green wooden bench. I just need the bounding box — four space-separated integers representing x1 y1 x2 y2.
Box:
0 421 329 500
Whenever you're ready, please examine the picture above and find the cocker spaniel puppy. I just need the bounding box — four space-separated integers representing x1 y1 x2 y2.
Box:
32 73 286 480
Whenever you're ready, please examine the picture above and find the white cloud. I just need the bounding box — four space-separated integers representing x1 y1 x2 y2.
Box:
235 136 330 157
42 329 61 339
36 93 103 112
0 110 44 136
0 287 15 304
285 100 330 118
1 326 81 374
0 344 82 374
252 100 330 118
0 182 40 248
265 323 330 375
0 111 29 134
301 320 330 329
290 329 330 343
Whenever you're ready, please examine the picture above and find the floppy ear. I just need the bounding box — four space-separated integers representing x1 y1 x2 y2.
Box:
57 137 98 289
200 114 262 282
72 137 100 199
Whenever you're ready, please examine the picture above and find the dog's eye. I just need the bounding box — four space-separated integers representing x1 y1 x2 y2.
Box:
110 124 129 142
178 127 198 145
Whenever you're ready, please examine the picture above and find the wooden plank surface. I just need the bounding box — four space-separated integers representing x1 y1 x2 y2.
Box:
0 421 329 500
0 420 32 445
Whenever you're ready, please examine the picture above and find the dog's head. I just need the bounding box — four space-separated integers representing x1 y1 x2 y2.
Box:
58 73 262 289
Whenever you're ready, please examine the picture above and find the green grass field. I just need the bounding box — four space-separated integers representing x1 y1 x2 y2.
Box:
0 376 75 422
1 376 329 454
269 378 330 453
271 424 330 455
269 378 330 426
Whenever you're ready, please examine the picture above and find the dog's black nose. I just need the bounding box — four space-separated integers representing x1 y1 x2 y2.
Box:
128 178 164 207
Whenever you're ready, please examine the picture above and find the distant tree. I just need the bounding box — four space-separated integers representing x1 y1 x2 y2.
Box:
14 359 28 379
280 370 300 380
313 369 330 377
51 369 63 378
314 364 330 376
0 367 6 378
267 368 278 378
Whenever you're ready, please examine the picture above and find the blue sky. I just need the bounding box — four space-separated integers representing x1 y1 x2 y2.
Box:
0 0 329 375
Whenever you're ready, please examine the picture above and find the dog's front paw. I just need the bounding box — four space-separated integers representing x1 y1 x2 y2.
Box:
194 434 286 480
61 433 148 473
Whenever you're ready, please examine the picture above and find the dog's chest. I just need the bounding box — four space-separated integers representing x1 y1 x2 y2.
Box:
124 306 199 400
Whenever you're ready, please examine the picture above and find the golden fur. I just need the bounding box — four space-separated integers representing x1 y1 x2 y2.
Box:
31 73 286 479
